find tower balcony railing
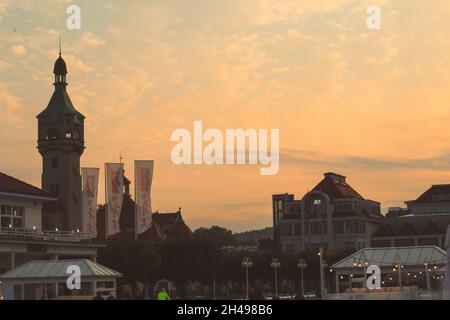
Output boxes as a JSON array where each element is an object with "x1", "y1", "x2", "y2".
[{"x1": 0, "y1": 227, "x2": 92, "y2": 243}]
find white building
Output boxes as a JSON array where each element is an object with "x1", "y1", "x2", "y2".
[{"x1": 0, "y1": 171, "x2": 101, "y2": 275}]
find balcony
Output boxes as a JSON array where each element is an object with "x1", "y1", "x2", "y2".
[{"x1": 0, "y1": 227, "x2": 92, "y2": 243}]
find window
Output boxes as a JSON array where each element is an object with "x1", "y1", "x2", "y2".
[
  {"x1": 394, "y1": 238, "x2": 415, "y2": 247},
  {"x1": 280, "y1": 224, "x2": 293, "y2": 237},
  {"x1": 0, "y1": 205, "x2": 24, "y2": 229},
  {"x1": 334, "y1": 221, "x2": 345, "y2": 234},
  {"x1": 52, "y1": 157, "x2": 58, "y2": 169},
  {"x1": 371, "y1": 239, "x2": 391, "y2": 248},
  {"x1": 311, "y1": 222, "x2": 327, "y2": 235},
  {"x1": 304, "y1": 222, "x2": 310, "y2": 235},
  {"x1": 335, "y1": 201, "x2": 352, "y2": 212},
  {"x1": 418, "y1": 238, "x2": 438, "y2": 246},
  {"x1": 46, "y1": 128, "x2": 60, "y2": 140},
  {"x1": 65, "y1": 132, "x2": 72, "y2": 139},
  {"x1": 311, "y1": 222, "x2": 321, "y2": 235},
  {"x1": 294, "y1": 223, "x2": 302, "y2": 236},
  {"x1": 344, "y1": 221, "x2": 355, "y2": 234}
]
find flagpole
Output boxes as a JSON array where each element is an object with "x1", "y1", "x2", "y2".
[
  {"x1": 81, "y1": 168, "x2": 84, "y2": 235},
  {"x1": 104, "y1": 163, "x2": 108, "y2": 242},
  {"x1": 134, "y1": 160, "x2": 137, "y2": 240}
]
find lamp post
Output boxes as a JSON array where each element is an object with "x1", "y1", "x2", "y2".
[
  {"x1": 318, "y1": 248, "x2": 327, "y2": 300},
  {"x1": 423, "y1": 261, "x2": 432, "y2": 292},
  {"x1": 297, "y1": 259, "x2": 307, "y2": 298},
  {"x1": 241, "y1": 257, "x2": 253, "y2": 300},
  {"x1": 392, "y1": 255, "x2": 404, "y2": 291},
  {"x1": 270, "y1": 258, "x2": 281, "y2": 298}
]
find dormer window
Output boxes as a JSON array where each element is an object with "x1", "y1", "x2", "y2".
[{"x1": 65, "y1": 132, "x2": 72, "y2": 139}]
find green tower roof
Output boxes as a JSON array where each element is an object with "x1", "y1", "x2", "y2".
[
  {"x1": 37, "y1": 54, "x2": 85, "y2": 125},
  {"x1": 37, "y1": 88, "x2": 85, "y2": 125}
]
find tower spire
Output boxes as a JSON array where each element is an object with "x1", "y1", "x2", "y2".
[{"x1": 59, "y1": 34, "x2": 62, "y2": 56}]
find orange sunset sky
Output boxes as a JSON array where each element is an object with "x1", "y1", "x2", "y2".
[{"x1": 1, "y1": 0, "x2": 450, "y2": 232}]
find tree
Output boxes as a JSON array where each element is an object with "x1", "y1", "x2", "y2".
[{"x1": 192, "y1": 226, "x2": 236, "y2": 249}]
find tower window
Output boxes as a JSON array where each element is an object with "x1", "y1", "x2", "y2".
[
  {"x1": 46, "y1": 128, "x2": 60, "y2": 140},
  {"x1": 65, "y1": 132, "x2": 72, "y2": 139},
  {"x1": 52, "y1": 157, "x2": 58, "y2": 169}
]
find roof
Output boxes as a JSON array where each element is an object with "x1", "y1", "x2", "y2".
[
  {"x1": 170, "y1": 222, "x2": 193, "y2": 238},
  {"x1": 332, "y1": 246, "x2": 447, "y2": 269},
  {"x1": 138, "y1": 221, "x2": 163, "y2": 241},
  {"x1": 37, "y1": 87, "x2": 84, "y2": 125},
  {"x1": 53, "y1": 55, "x2": 67, "y2": 75},
  {"x1": 0, "y1": 259, "x2": 122, "y2": 280},
  {"x1": 312, "y1": 173, "x2": 365, "y2": 200},
  {"x1": 0, "y1": 171, "x2": 53, "y2": 199},
  {"x1": 153, "y1": 211, "x2": 183, "y2": 225},
  {"x1": 415, "y1": 184, "x2": 450, "y2": 203},
  {"x1": 37, "y1": 56, "x2": 84, "y2": 125},
  {"x1": 374, "y1": 215, "x2": 450, "y2": 238}
]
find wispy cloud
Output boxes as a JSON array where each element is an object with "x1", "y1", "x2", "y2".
[{"x1": 282, "y1": 149, "x2": 450, "y2": 171}]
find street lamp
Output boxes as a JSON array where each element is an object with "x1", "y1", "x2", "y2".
[
  {"x1": 297, "y1": 259, "x2": 307, "y2": 298},
  {"x1": 393, "y1": 255, "x2": 404, "y2": 291},
  {"x1": 423, "y1": 260, "x2": 433, "y2": 292},
  {"x1": 270, "y1": 258, "x2": 281, "y2": 298},
  {"x1": 318, "y1": 248, "x2": 327, "y2": 300},
  {"x1": 241, "y1": 257, "x2": 253, "y2": 300}
]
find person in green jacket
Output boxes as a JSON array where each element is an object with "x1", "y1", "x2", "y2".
[{"x1": 157, "y1": 288, "x2": 171, "y2": 300}]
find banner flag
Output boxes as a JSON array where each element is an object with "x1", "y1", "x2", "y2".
[
  {"x1": 134, "y1": 160, "x2": 154, "y2": 235},
  {"x1": 81, "y1": 168, "x2": 99, "y2": 237},
  {"x1": 105, "y1": 163, "x2": 124, "y2": 236}
]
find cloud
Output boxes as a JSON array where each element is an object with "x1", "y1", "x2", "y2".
[
  {"x1": 77, "y1": 32, "x2": 106, "y2": 48},
  {"x1": 11, "y1": 44, "x2": 26, "y2": 56},
  {"x1": 0, "y1": 83, "x2": 24, "y2": 126},
  {"x1": 282, "y1": 149, "x2": 450, "y2": 171}
]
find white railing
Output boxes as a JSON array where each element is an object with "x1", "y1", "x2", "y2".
[{"x1": 0, "y1": 227, "x2": 92, "y2": 242}]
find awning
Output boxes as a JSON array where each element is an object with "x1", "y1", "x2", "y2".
[
  {"x1": 0, "y1": 259, "x2": 122, "y2": 280},
  {"x1": 332, "y1": 246, "x2": 447, "y2": 270}
]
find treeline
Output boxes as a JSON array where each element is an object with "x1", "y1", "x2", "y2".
[{"x1": 97, "y1": 226, "x2": 353, "y2": 299}]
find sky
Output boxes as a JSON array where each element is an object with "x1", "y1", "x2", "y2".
[{"x1": 1, "y1": 0, "x2": 450, "y2": 232}]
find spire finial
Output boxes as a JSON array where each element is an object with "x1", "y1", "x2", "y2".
[{"x1": 59, "y1": 34, "x2": 62, "y2": 56}]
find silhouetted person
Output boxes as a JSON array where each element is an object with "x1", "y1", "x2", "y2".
[{"x1": 157, "y1": 288, "x2": 171, "y2": 300}]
